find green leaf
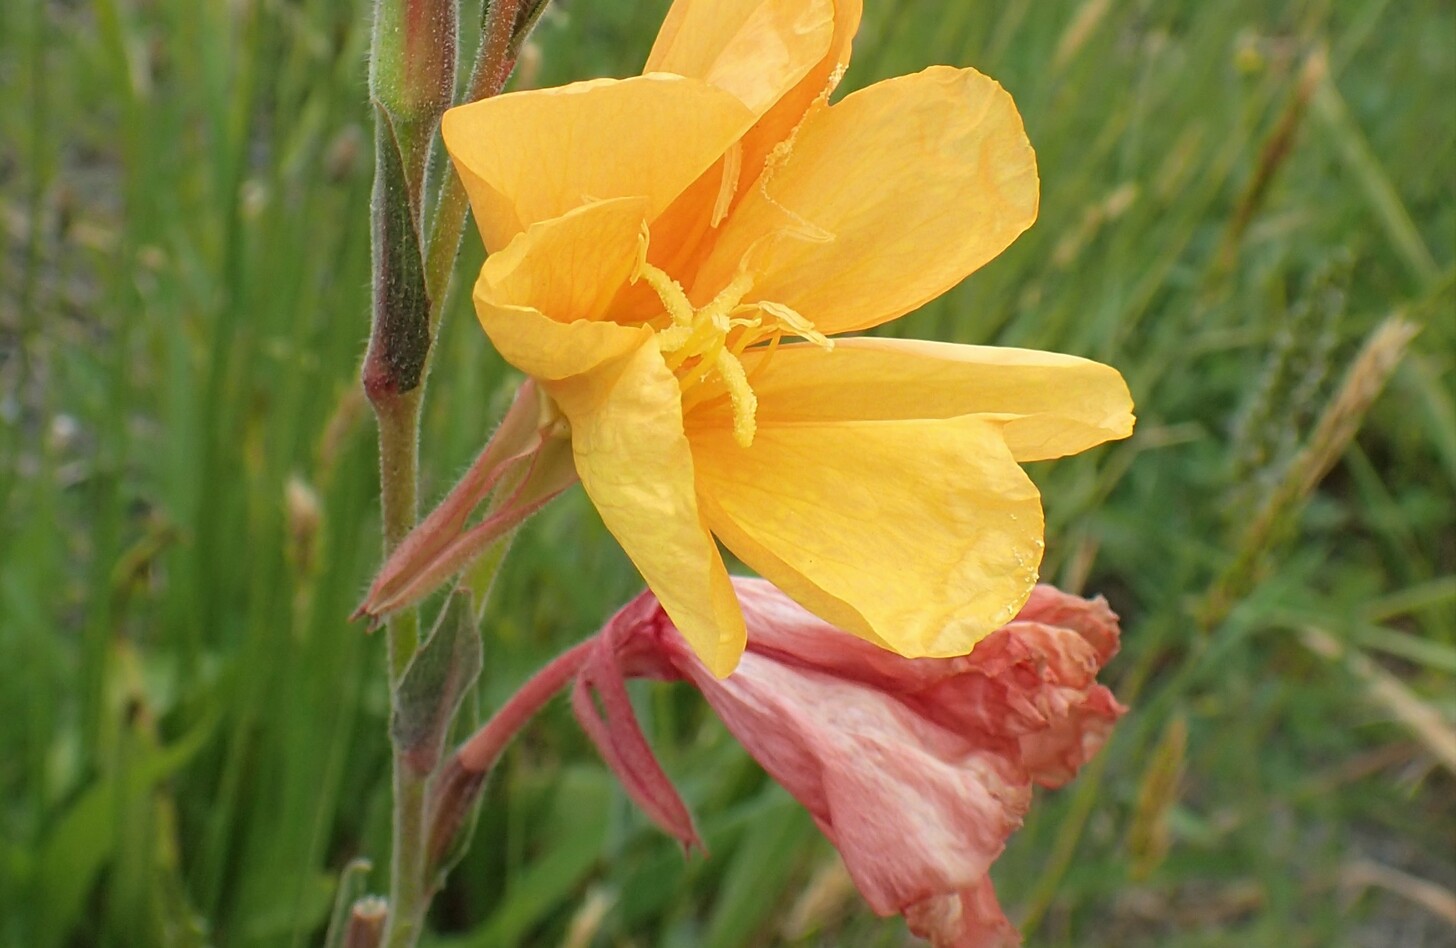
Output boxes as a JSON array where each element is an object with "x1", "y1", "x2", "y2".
[
  {"x1": 33, "y1": 713, "x2": 215, "y2": 948},
  {"x1": 363, "y1": 105, "x2": 432, "y2": 397},
  {"x1": 393, "y1": 590, "x2": 484, "y2": 776},
  {"x1": 702, "y1": 792, "x2": 815, "y2": 948}
]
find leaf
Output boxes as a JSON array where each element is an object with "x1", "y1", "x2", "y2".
[
  {"x1": 456, "y1": 766, "x2": 615, "y2": 948},
  {"x1": 33, "y1": 713, "x2": 215, "y2": 948},
  {"x1": 702, "y1": 791, "x2": 814, "y2": 948},
  {"x1": 392, "y1": 590, "x2": 483, "y2": 775},
  {"x1": 363, "y1": 105, "x2": 431, "y2": 398}
]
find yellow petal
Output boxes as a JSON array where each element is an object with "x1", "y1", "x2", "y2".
[
  {"x1": 691, "y1": 415, "x2": 1044, "y2": 658},
  {"x1": 476, "y1": 197, "x2": 648, "y2": 325},
  {"x1": 472, "y1": 199, "x2": 655, "y2": 381},
  {"x1": 647, "y1": 0, "x2": 834, "y2": 115},
  {"x1": 687, "y1": 337, "x2": 1134, "y2": 461},
  {"x1": 696, "y1": 66, "x2": 1038, "y2": 334},
  {"x1": 550, "y1": 339, "x2": 747, "y2": 677},
  {"x1": 442, "y1": 75, "x2": 754, "y2": 253},
  {"x1": 732, "y1": 0, "x2": 861, "y2": 199},
  {"x1": 637, "y1": 0, "x2": 860, "y2": 290}
]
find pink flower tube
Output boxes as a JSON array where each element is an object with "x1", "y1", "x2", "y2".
[{"x1": 453, "y1": 579, "x2": 1125, "y2": 946}]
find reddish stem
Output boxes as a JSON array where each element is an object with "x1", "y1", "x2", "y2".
[
  {"x1": 469, "y1": 0, "x2": 522, "y2": 103},
  {"x1": 457, "y1": 638, "x2": 595, "y2": 772}
]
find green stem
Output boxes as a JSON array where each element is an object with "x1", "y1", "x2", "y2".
[
  {"x1": 369, "y1": 116, "x2": 428, "y2": 948},
  {"x1": 366, "y1": 3, "x2": 537, "y2": 944},
  {"x1": 384, "y1": 763, "x2": 430, "y2": 948},
  {"x1": 376, "y1": 391, "x2": 423, "y2": 681},
  {"x1": 370, "y1": 4, "x2": 529, "y2": 946},
  {"x1": 374, "y1": 388, "x2": 426, "y2": 948}
]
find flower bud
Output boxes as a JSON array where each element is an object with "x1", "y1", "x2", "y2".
[
  {"x1": 369, "y1": 0, "x2": 457, "y2": 128},
  {"x1": 425, "y1": 755, "x2": 487, "y2": 880}
]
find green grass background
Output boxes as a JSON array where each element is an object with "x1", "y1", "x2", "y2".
[{"x1": 2, "y1": 0, "x2": 1453, "y2": 945}]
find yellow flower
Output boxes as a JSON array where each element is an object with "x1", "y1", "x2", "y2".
[{"x1": 441, "y1": 0, "x2": 1135, "y2": 676}]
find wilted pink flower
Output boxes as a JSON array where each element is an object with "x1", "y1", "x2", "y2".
[{"x1": 452, "y1": 579, "x2": 1124, "y2": 946}]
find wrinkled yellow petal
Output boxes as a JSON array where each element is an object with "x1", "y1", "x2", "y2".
[
  {"x1": 647, "y1": 0, "x2": 834, "y2": 115},
  {"x1": 686, "y1": 337, "x2": 1134, "y2": 461},
  {"x1": 550, "y1": 339, "x2": 747, "y2": 677},
  {"x1": 474, "y1": 293, "x2": 650, "y2": 384},
  {"x1": 478, "y1": 197, "x2": 648, "y2": 325},
  {"x1": 472, "y1": 200, "x2": 655, "y2": 381},
  {"x1": 636, "y1": 0, "x2": 860, "y2": 290},
  {"x1": 697, "y1": 66, "x2": 1037, "y2": 334},
  {"x1": 691, "y1": 415, "x2": 1044, "y2": 658},
  {"x1": 442, "y1": 75, "x2": 754, "y2": 253},
  {"x1": 731, "y1": 0, "x2": 861, "y2": 202}
]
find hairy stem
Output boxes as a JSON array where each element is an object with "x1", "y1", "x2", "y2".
[
  {"x1": 373, "y1": 312, "x2": 427, "y2": 948},
  {"x1": 370, "y1": 3, "x2": 533, "y2": 946}
]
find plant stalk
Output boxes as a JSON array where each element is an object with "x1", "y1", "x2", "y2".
[
  {"x1": 367, "y1": 2, "x2": 534, "y2": 945},
  {"x1": 374, "y1": 394, "x2": 427, "y2": 948}
]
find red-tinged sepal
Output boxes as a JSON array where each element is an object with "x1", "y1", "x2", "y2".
[{"x1": 356, "y1": 379, "x2": 577, "y2": 620}]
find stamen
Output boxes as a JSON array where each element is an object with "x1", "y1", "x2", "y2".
[
  {"x1": 710, "y1": 142, "x2": 742, "y2": 228},
  {"x1": 760, "y1": 332, "x2": 783, "y2": 365},
  {"x1": 634, "y1": 230, "x2": 835, "y2": 450},
  {"x1": 698, "y1": 271, "x2": 755, "y2": 330},
  {"x1": 639, "y1": 265, "x2": 695, "y2": 328},
  {"x1": 714, "y1": 349, "x2": 757, "y2": 447},
  {"x1": 632, "y1": 225, "x2": 695, "y2": 327},
  {"x1": 655, "y1": 324, "x2": 695, "y2": 353},
  {"x1": 759, "y1": 301, "x2": 834, "y2": 350}
]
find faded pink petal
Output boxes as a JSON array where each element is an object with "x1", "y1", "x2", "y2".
[
  {"x1": 467, "y1": 577, "x2": 1125, "y2": 947},
  {"x1": 904, "y1": 878, "x2": 1021, "y2": 948},
  {"x1": 572, "y1": 626, "x2": 702, "y2": 851},
  {"x1": 594, "y1": 577, "x2": 1124, "y2": 944},
  {"x1": 683, "y1": 648, "x2": 1031, "y2": 915}
]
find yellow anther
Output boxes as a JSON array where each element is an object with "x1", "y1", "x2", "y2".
[
  {"x1": 713, "y1": 348, "x2": 757, "y2": 447},
  {"x1": 698, "y1": 271, "x2": 755, "y2": 330},
  {"x1": 640, "y1": 265, "x2": 695, "y2": 328},
  {"x1": 655, "y1": 324, "x2": 695, "y2": 353},
  {"x1": 759, "y1": 301, "x2": 834, "y2": 350},
  {"x1": 634, "y1": 234, "x2": 836, "y2": 450},
  {"x1": 633, "y1": 225, "x2": 695, "y2": 327},
  {"x1": 662, "y1": 323, "x2": 720, "y2": 370}
]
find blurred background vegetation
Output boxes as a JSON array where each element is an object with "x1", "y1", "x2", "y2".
[{"x1": 1, "y1": 0, "x2": 1453, "y2": 945}]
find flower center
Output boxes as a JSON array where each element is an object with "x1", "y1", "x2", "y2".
[{"x1": 632, "y1": 226, "x2": 831, "y2": 448}]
